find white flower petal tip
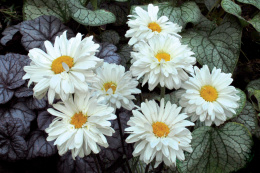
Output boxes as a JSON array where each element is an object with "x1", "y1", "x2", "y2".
[
  {"x1": 23, "y1": 31, "x2": 103, "y2": 104},
  {"x1": 125, "y1": 99, "x2": 193, "y2": 166},
  {"x1": 92, "y1": 62, "x2": 141, "y2": 111},
  {"x1": 178, "y1": 65, "x2": 240, "y2": 126},
  {"x1": 125, "y1": 4, "x2": 182, "y2": 45},
  {"x1": 130, "y1": 35, "x2": 196, "y2": 91},
  {"x1": 45, "y1": 93, "x2": 116, "y2": 158}
]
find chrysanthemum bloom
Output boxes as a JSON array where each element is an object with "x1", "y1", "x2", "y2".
[
  {"x1": 177, "y1": 65, "x2": 240, "y2": 126},
  {"x1": 130, "y1": 35, "x2": 196, "y2": 91},
  {"x1": 125, "y1": 99, "x2": 194, "y2": 167},
  {"x1": 23, "y1": 31, "x2": 103, "y2": 104},
  {"x1": 92, "y1": 62, "x2": 141, "y2": 111},
  {"x1": 125, "y1": 4, "x2": 182, "y2": 45},
  {"x1": 45, "y1": 93, "x2": 116, "y2": 159}
]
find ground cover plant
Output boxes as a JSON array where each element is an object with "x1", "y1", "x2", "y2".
[{"x1": 0, "y1": 0, "x2": 259, "y2": 173}]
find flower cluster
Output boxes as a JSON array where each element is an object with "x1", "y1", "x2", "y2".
[
  {"x1": 23, "y1": 31, "x2": 141, "y2": 159},
  {"x1": 124, "y1": 3, "x2": 240, "y2": 167},
  {"x1": 23, "y1": 3, "x2": 240, "y2": 170}
]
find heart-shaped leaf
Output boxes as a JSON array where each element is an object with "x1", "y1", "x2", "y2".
[
  {"x1": 0, "y1": 54, "x2": 29, "y2": 104},
  {"x1": 177, "y1": 122, "x2": 253, "y2": 173},
  {"x1": 27, "y1": 130, "x2": 57, "y2": 159},
  {"x1": 0, "y1": 102, "x2": 36, "y2": 136},
  {"x1": 182, "y1": 15, "x2": 242, "y2": 73},
  {"x1": 66, "y1": 0, "x2": 116, "y2": 26},
  {"x1": 0, "y1": 117, "x2": 28, "y2": 161},
  {"x1": 100, "y1": 30, "x2": 120, "y2": 45},
  {"x1": 232, "y1": 102, "x2": 257, "y2": 135},
  {"x1": 20, "y1": 15, "x2": 74, "y2": 51},
  {"x1": 96, "y1": 42, "x2": 121, "y2": 64},
  {"x1": 0, "y1": 23, "x2": 21, "y2": 46}
]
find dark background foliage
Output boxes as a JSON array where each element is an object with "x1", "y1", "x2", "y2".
[{"x1": 0, "y1": 0, "x2": 259, "y2": 173}]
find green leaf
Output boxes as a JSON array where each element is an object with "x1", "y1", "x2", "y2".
[
  {"x1": 249, "y1": 12, "x2": 260, "y2": 32},
  {"x1": 232, "y1": 101, "x2": 257, "y2": 135},
  {"x1": 158, "y1": 2, "x2": 201, "y2": 28},
  {"x1": 182, "y1": 15, "x2": 242, "y2": 73},
  {"x1": 131, "y1": 2, "x2": 201, "y2": 28},
  {"x1": 177, "y1": 122, "x2": 253, "y2": 173},
  {"x1": 129, "y1": 157, "x2": 150, "y2": 173},
  {"x1": 237, "y1": 0, "x2": 260, "y2": 10},
  {"x1": 100, "y1": 30, "x2": 120, "y2": 45},
  {"x1": 246, "y1": 78, "x2": 260, "y2": 111},
  {"x1": 23, "y1": 0, "x2": 70, "y2": 22},
  {"x1": 114, "y1": 0, "x2": 128, "y2": 2},
  {"x1": 66, "y1": 0, "x2": 116, "y2": 26},
  {"x1": 221, "y1": 0, "x2": 260, "y2": 32},
  {"x1": 228, "y1": 88, "x2": 246, "y2": 120}
]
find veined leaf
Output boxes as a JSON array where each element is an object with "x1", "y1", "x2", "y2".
[
  {"x1": 182, "y1": 15, "x2": 242, "y2": 73},
  {"x1": 23, "y1": 0, "x2": 70, "y2": 22},
  {"x1": 232, "y1": 102, "x2": 257, "y2": 135},
  {"x1": 177, "y1": 122, "x2": 253, "y2": 173},
  {"x1": 66, "y1": 0, "x2": 116, "y2": 26}
]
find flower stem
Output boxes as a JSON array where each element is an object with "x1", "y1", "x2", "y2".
[
  {"x1": 116, "y1": 112, "x2": 132, "y2": 173},
  {"x1": 160, "y1": 86, "x2": 165, "y2": 100}
]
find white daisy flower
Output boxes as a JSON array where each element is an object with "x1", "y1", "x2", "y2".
[
  {"x1": 23, "y1": 31, "x2": 103, "y2": 104},
  {"x1": 125, "y1": 4, "x2": 182, "y2": 45},
  {"x1": 92, "y1": 62, "x2": 141, "y2": 111},
  {"x1": 125, "y1": 99, "x2": 194, "y2": 167},
  {"x1": 177, "y1": 65, "x2": 240, "y2": 126},
  {"x1": 45, "y1": 93, "x2": 116, "y2": 159},
  {"x1": 130, "y1": 35, "x2": 196, "y2": 91}
]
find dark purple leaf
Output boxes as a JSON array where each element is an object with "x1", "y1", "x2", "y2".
[
  {"x1": 0, "y1": 23, "x2": 21, "y2": 46},
  {"x1": 96, "y1": 42, "x2": 121, "y2": 65},
  {"x1": 15, "y1": 86, "x2": 33, "y2": 98},
  {"x1": 99, "y1": 108, "x2": 132, "y2": 169},
  {"x1": 58, "y1": 152, "x2": 101, "y2": 173},
  {"x1": 20, "y1": 15, "x2": 74, "y2": 51},
  {"x1": 37, "y1": 111, "x2": 55, "y2": 131},
  {"x1": 0, "y1": 53, "x2": 29, "y2": 104},
  {"x1": 27, "y1": 130, "x2": 57, "y2": 159},
  {"x1": 100, "y1": 30, "x2": 120, "y2": 45},
  {"x1": 0, "y1": 102, "x2": 36, "y2": 136},
  {"x1": 26, "y1": 97, "x2": 47, "y2": 110},
  {"x1": 0, "y1": 117, "x2": 28, "y2": 161}
]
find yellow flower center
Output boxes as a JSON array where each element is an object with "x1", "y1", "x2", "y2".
[
  {"x1": 70, "y1": 112, "x2": 87, "y2": 129},
  {"x1": 148, "y1": 22, "x2": 161, "y2": 33},
  {"x1": 200, "y1": 85, "x2": 218, "y2": 102},
  {"x1": 155, "y1": 52, "x2": 171, "y2": 62},
  {"x1": 152, "y1": 122, "x2": 170, "y2": 138},
  {"x1": 51, "y1": 55, "x2": 74, "y2": 74},
  {"x1": 103, "y1": 82, "x2": 117, "y2": 94}
]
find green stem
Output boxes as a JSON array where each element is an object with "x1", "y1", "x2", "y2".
[{"x1": 160, "y1": 86, "x2": 165, "y2": 100}]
